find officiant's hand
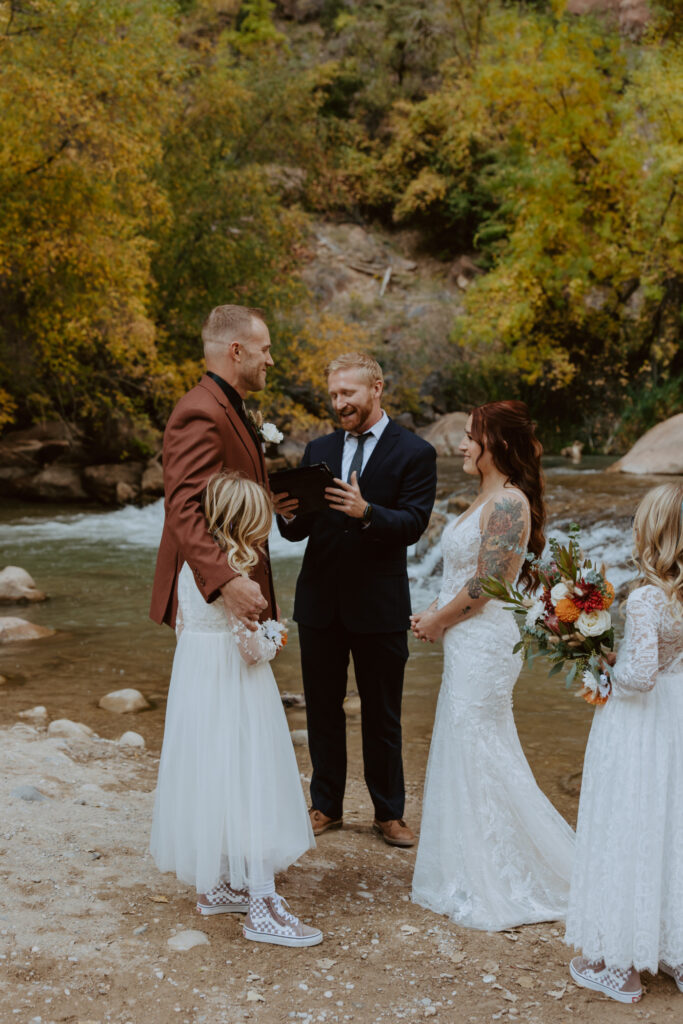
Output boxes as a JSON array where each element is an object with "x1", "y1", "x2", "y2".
[
  {"x1": 221, "y1": 576, "x2": 267, "y2": 632},
  {"x1": 325, "y1": 472, "x2": 365, "y2": 518},
  {"x1": 272, "y1": 491, "x2": 299, "y2": 520}
]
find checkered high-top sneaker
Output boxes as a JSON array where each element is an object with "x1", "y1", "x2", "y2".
[
  {"x1": 660, "y1": 961, "x2": 683, "y2": 994},
  {"x1": 569, "y1": 957, "x2": 642, "y2": 1004},
  {"x1": 243, "y1": 893, "x2": 323, "y2": 947},
  {"x1": 196, "y1": 881, "x2": 249, "y2": 916}
]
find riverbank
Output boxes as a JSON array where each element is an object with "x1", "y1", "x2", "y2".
[{"x1": 1, "y1": 718, "x2": 679, "y2": 1024}]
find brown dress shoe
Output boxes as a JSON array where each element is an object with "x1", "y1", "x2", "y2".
[
  {"x1": 373, "y1": 818, "x2": 416, "y2": 847},
  {"x1": 309, "y1": 808, "x2": 343, "y2": 836}
]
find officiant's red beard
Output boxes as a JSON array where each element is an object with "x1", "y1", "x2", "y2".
[{"x1": 333, "y1": 393, "x2": 374, "y2": 433}]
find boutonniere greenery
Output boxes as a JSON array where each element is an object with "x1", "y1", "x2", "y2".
[{"x1": 246, "y1": 408, "x2": 284, "y2": 446}]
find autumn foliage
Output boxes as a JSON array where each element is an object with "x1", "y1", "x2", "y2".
[{"x1": 1, "y1": 1, "x2": 681, "y2": 451}]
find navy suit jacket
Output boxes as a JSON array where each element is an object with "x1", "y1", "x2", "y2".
[{"x1": 278, "y1": 419, "x2": 437, "y2": 632}]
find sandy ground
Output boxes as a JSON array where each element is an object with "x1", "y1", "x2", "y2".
[{"x1": 1, "y1": 713, "x2": 682, "y2": 1024}]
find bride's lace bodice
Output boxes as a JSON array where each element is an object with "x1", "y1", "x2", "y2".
[
  {"x1": 439, "y1": 510, "x2": 484, "y2": 605},
  {"x1": 611, "y1": 585, "x2": 683, "y2": 695},
  {"x1": 437, "y1": 495, "x2": 531, "y2": 722},
  {"x1": 176, "y1": 562, "x2": 279, "y2": 666}
]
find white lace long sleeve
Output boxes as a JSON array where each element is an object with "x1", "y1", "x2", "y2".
[
  {"x1": 610, "y1": 587, "x2": 661, "y2": 696},
  {"x1": 224, "y1": 612, "x2": 280, "y2": 667}
]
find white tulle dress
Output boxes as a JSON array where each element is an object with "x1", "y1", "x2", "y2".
[
  {"x1": 565, "y1": 585, "x2": 683, "y2": 971},
  {"x1": 412, "y1": 502, "x2": 575, "y2": 931},
  {"x1": 150, "y1": 563, "x2": 314, "y2": 894}
]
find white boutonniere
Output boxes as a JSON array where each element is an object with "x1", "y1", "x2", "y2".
[{"x1": 246, "y1": 409, "x2": 284, "y2": 447}]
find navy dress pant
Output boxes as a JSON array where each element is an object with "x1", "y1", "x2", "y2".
[{"x1": 298, "y1": 620, "x2": 409, "y2": 822}]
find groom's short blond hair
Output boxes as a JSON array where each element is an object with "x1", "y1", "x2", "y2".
[
  {"x1": 326, "y1": 352, "x2": 384, "y2": 387},
  {"x1": 202, "y1": 305, "x2": 265, "y2": 356}
]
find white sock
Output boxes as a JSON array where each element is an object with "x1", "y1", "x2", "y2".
[{"x1": 249, "y1": 877, "x2": 275, "y2": 899}]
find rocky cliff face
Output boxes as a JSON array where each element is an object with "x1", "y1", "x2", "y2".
[{"x1": 566, "y1": 0, "x2": 650, "y2": 36}]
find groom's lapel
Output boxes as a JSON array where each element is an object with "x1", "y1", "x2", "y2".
[
  {"x1": 359, "y1": 419, "x2": 401, "y2": 489},
  {"x1": 200, "y1": 374, "x2": 263, "y2": 482}
]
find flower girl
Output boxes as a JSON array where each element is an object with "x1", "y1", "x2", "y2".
[
  {"x1": 150, "y1": 471, "x2": 320, "y2": 947},
  {"x1": 565, "y1": 482, "x2": 683, "y2": 1002}
]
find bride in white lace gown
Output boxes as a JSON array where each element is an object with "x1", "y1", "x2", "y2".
[{"x1": 411, "y1": 402, "x2": 574, "y2": 931}]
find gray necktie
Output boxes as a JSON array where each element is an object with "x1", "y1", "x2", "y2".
[{"x1": 347, "y1": 432, "x2": 370, "y2": 482}]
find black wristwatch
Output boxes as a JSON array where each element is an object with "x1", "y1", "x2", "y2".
[{"x1": 363, "y1": 503, "x2": 373, "y2": 524}]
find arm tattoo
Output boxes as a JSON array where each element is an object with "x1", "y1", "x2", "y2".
[{"x1": 466, "y1": 497, "x2": 527, "y2": 599}]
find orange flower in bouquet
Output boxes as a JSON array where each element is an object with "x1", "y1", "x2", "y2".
[{"x1": 556, "y1": 598, "x2": 581, "y2": 624}]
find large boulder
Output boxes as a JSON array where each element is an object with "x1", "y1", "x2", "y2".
[
  {"x1": 141, "y1": 459, "x2": 164, "y2": 500},
  {"x1": 83, "y1": 463, "x2": 144, "y2": 505},
  {"x1": 418, "y1": 412, "x2": 469, "y2": 456},
  {"x1": 0, "y1": 566, "x2": 47, "y2": 604},
  {"x1": 0, "y1": 420, "x2": 79, "y2": 470},
  {"x1": 608, "y1": 414, "x2": 683, "y2": 475},
  {"x1": 0, "y1": 617, "x2": 55, "y2": 643},
  {"x1": 17, "y1": 465, "x2": 87, "y2": 502}
]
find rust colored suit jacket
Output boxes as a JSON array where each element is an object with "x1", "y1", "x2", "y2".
[{"x1": 149, "y1": 373, "x2": 276, "y2": 628}]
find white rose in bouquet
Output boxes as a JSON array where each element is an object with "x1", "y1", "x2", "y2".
[
  {"x1": 261, "y1": 422, "x2": 283, "y2": 445},
  {"x1": 550, "y1": 581, "x2": 570, "y2": 603},
  {"x1": 576, "y1": 608, "x2": 611, "y2": 637}
]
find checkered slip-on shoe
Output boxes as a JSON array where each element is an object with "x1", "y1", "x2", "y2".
[
  {"x1": 569, "y1": 957, "x2": 642, "y2": 1004},
  {"x1": 660, "y1": 962, "x2": 683, "y2": 994},
  {"x1": 244, "y1": 894, "x2": 323, "y2": 948},
  {"x1": 196, "y1": 881, "x2": 249, "y2": 916}
]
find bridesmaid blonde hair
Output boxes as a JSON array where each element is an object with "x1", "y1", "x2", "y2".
[
  {"x1": 633, "y1": 482, "x2": 683, "y2": 606},
  {"x1": 203, "y1": 472, "x2": 272, "y2": 576}
]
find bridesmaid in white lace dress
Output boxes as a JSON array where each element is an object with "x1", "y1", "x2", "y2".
[
  {"x1": 566, "y1": 483, "x2": 683, "y2": 1004},
  {"x1": 411, "y1": 401, "x2": 574, "y2": 931}
]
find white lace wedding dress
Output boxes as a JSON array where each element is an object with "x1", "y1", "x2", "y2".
[
  {"x1": 412, "y1": 503, "x2": 575, "y2": 930},
  {"x1": 565, "y1": 585, "x2": 683, "y2": 971},
  {"x1": 150, "y1": 563, "x2": 314, "y2": 894}
]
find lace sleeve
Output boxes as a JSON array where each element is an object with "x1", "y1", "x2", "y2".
[
  {"x1": 225, "y1": 612, "x2": 280, "y2": 667},
  {"x1": 610, "y1": 587, "x2": 661, "y2": 696}
]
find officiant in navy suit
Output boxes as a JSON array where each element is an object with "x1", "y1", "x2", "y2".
[{"x1": 277, "y1": 353, "x2": 436, "y2": 847}]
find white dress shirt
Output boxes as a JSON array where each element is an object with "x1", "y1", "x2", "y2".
[{"x1": 341, "y1": 410, "x2": 389, "y2": 481}]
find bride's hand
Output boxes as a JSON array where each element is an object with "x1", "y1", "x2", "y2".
[{"x1": 410, "y1": 610, "x2": 445, "y2": 643}]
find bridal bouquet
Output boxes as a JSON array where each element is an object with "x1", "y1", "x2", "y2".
[{"x1": 481, "y1": 524, "x2": 615, "y2": 705}]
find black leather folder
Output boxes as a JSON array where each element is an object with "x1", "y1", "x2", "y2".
[{"x1": 268, "y1": 462, "x2": 335, "y2": 515}]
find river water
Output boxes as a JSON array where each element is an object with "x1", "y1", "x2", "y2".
[{"x1": 0, "y1": 456, "x2": 677, "y2": 823}]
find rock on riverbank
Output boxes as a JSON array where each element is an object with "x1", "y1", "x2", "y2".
[
  {"x1": 608, "y1": 413, "x2": 683, "y2": 475},
  {"x1": 0, "y1": 566, "x2": 47, "y2": 605}
]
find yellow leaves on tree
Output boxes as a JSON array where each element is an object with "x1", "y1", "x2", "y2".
[{"x1": 0, "y1": 0, "x2": 179, "y2": 435}]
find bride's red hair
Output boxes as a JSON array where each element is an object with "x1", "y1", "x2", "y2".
[{"x1": 470, "y1": 400, "x2": 545, "y2": 591}]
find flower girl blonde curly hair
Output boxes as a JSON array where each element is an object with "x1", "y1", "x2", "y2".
[
  {"x1": 632, "y1": 482, "x2": 683, "y2": 608},
  {"x1": 203, "y1": 472, "x2": 272, "y2": 576}
]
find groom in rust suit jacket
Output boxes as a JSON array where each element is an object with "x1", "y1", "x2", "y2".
[{"x1": 150, "y1": 305, "x2": 275, "y2": 631}]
